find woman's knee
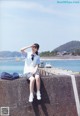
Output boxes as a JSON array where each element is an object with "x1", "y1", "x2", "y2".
[
  {"x1": 35, "y1": 75, "x2": 40, "y2": 81},
  {"x1": 29, "y1": 76, "x2": 35, "y2": 82}
]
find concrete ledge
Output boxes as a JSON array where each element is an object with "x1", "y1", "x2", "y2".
[{"x1": 0, "y1": 75, "x2": 80, "y2": 116}]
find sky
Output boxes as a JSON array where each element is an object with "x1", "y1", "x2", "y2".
[{"x1": 0, "y1": 0, "x2": 80, "y2": 52}]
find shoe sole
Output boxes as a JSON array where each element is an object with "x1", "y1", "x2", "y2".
[{"x1": 37, "y1": 97, "x2": 41, "y2": 100}]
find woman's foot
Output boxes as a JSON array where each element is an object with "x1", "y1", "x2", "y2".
[
  {"x1": 36, "y1": 91, "x2": 41, "y2": 100},
  {"x1": 29, "y1": 93, "x2": 34, "y2": 102}
]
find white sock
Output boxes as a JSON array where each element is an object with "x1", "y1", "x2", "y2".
[
  {"x1": 37, "y1": 90, "x2": 40, "y2": 93},
  {"x1": 30, "y1": 92, "x2": 33, "y2": 96}
]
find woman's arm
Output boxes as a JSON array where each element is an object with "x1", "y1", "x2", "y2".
[{"x1": 20, "y1": 45, "x2": 32, "y2": 53}]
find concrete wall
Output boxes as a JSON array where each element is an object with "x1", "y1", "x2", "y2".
[{"x1": 0, "y1": 75, "x2": 80, "y2": 116}]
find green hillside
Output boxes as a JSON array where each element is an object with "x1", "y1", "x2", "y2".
[{"x1": 53, "y1": 41, "x2": 80, "y2": 52}]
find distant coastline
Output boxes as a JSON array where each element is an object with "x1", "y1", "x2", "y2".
[
  {"x1": 0, "y1": 55, "x2": 80, "y2": 61},
  {"x1": 41, "y1": 55, "x2": 80, "y2": 60},
  {"x1": 1, "y1": 41, "x2": 80, "y2": 59}
]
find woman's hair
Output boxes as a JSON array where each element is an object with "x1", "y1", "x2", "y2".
[{"x1": 34, "y1": 43, "x2": 40, "y2": 55}]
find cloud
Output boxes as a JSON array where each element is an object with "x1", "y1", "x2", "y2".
[
  {"x1": 0, "y1": 1, "x2": 80, "y2": 18},
  {"x1": 0, "y1": 1, "x2": 55, "y2": 14}
]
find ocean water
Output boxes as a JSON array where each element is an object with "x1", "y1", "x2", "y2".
[{"x1": 0, "y1": 59, "x2": 80, "y2": 74}]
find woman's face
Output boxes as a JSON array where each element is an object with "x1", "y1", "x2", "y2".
[{"x1": 31, "y1": 46, "x2": 37, "y2": 53}]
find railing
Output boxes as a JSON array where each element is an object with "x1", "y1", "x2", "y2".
[{"x1": 39, "y1": 68, "x2": 54, "y2": 76}]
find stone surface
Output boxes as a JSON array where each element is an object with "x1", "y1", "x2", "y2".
[{"x1": 0, "y1": 75, "x2": 79, "y2": 116}]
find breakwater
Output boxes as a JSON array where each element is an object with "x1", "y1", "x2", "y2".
[{"x1": 0, "y1": 69, "x2": 80, "y2": 116}]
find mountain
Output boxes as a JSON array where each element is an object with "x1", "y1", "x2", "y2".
[
  {"x1": 0, "y1": 51, "x2": 22, "y2": 57},
  {"x1": 53, "y1": 41, "x2": 80, "y2": 52},
  {"x1": 0, "y1": 41, "x2": 80, "y2": 58}
]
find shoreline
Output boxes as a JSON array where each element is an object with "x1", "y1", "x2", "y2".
[
  {"x1": 41, "y1": 55, "x2": 80, "y2": 60},
  {"x1": 41, "y1": 58, "x2": 80, "y2": 61},
  {"x1": 0, "y1": 55, "x2": 80, "y2": 61}
]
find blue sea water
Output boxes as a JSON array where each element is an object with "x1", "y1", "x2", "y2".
[{"x1": 0, "y1": 59, "x2": 80, "y2": 74}]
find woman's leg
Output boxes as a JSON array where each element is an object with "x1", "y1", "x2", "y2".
[
  {"x1": 29, "y1": 76, "x2": 35, "y2": 93},
  {"x1": 29, "y1": 76, "x2": 35, "y2": 102},
  {"x1": 35, "y1": 74, "x2": 40, "y2": 91},
  {"x1": 35, "y1": 74, "x2": 41, "y2": 100}
]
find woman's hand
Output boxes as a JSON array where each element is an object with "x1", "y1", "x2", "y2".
[
  {"x1": 20, "y1": 45, "x2": 32, "y2": 52},
  {"x1": 31, "y1": 44, "x2": 36, "y2": 48}
]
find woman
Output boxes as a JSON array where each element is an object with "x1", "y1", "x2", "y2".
[{"x1": 21, "y1": 43, "x2": 41, "y2": 102}]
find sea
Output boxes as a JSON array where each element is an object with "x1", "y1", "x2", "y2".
[{"x1": 0, "y1": 59, "x2": 80, "y2": 74}]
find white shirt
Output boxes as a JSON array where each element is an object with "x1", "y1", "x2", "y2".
[{"x1": 23, "y1": 52, "x2": 40, "y2": 74}]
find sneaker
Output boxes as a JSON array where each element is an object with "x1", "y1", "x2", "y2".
[
  {"x1": 36, "y1": 91, "x2": 41, "y2": 100},
  {"x1": 29, "y1": 93, "x2": 34, "y2": 102}
]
